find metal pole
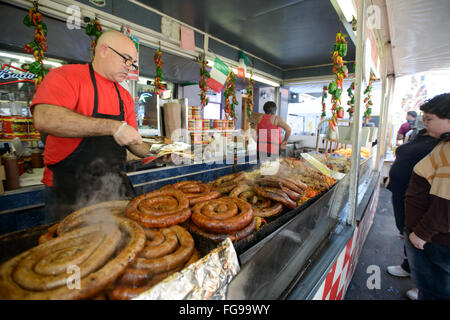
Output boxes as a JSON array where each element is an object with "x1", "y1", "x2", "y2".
[
  {"x1": 347, "y1": 0, "x2": 367, "y2": 226},
  {"x1": 384, "y1": 75, "x2": 396, "y2": 155},
  {"x1": 375, "y1": 46, "x2": 388, "y2": 171}
]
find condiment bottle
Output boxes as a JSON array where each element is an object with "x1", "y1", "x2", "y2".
[
  {"x1": 3, "y1": 152, "x2": 20, "y2": 190},
  {"x1": 31, "y1": 148, "x2": 43, "y2": 168}
]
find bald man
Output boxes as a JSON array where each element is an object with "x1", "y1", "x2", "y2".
[{"x1": 31, "y1": 30, "x2": 150, "y2": 222}]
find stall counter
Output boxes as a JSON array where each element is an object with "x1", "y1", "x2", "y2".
[{"x1": 0, "y1": 160, "x2": 257, "y2": 235}]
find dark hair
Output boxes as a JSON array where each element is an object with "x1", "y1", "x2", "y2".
[
  {"x1": 263, "y1": 101, "x2": 277, "y2": 115},
  {"x1": 420, "y1": 93, "x2": 450, "y2": 119},
  {"x1": 406, "y1": 110, "x2": 417, "y2": 118}
]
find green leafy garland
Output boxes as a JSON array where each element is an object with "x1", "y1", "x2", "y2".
[
  {"x1": 347, "y1": 81, "x2": 355, "y2": 118},
  {"x1": 363, "y1": 72, "x2": 377, "y2": 121},
  {"x1": 86, "y1": 18, "x2": 102, "y2": 57},
  {"x1": 223, "y1": 71, "x2": 238, "y2": 120},
  {"x1": 199, "y1": 59, "x2": 210, "y2": 108},
  {"x1": 327, "y1": 32, "x2": 348, "y2": 130},
  {"x1": 246, "y1": 70, "x2": 255, "y2": 117},
  {"x1": 153, "y1": 49, "x2": 165, "y2": 96},
  {"x1": 321, "y1": 85, "x2": 328, "y2": 119},
  {"x1": 23, "y1": 2, "x2": 48, "y2": 89}
]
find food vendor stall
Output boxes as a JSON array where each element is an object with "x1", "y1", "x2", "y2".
[{"x1": 1, "y1": 0, "x2": 447, "y2": 301}]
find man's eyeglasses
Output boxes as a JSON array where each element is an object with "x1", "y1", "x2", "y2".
[{"x1": 107, "y1": 46, "x2": 138, "y2": 71}]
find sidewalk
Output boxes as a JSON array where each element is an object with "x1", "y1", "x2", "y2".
[{"x1": 344, "y1": 184, "x2": 415, "y2": 300}]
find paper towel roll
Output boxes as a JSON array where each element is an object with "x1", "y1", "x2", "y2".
[{"x1": 163, "y1": 102, "x2": 181, "y2": 139}]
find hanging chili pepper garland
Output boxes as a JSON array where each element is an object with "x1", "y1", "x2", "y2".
[
  {"x1": 223, "y1": 71, "x2": 238, "y2": 120},
  {"x1": 153, "y1": 49, "x2": 165, "y2": 96},
  {"x1": 327, "y1": 31, "x2": 349, "y2": 130},
  {"x1": 23, "y1": 2, "x2": 48, "y2": 89},
  {"x1": 321, "y1": 85, "x2": 328, "y2": 120},
  {"x1": 347, "y1": 81, "x2": 355, "y2": 118},
  {"x1": 86, "y1": 18, "x2": 102, "y2": 57},
  {"x1": 363, "y1": 72, "x2": 377, "y2": 121},
  {"x1": 199, "y1": 59, "x2": 210, "y2": 109},
  {"x1": 246, "y1": 70, "x2": 255, "y2": 117}
]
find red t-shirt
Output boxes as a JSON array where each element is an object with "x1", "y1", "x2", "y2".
[
  {"x1": 257, "y1": 114, "x2": 282, "y2": 155},
  {"x1": 30, "y1": 64, "x2": 137, "y2": 186},
  {"x1": 397, "y1": 122, "x2": 410, "y2": 135}
]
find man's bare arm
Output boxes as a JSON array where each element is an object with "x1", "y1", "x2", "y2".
[
  {"x1": 275, "y1": 116, "x2": 292, "y2": 143},
  {"x1": 33, "y1": 104, "x2": 142, "y2": 145},
  {"x1": 33, "y1": 104, "x2": 120, "y2": 137}
]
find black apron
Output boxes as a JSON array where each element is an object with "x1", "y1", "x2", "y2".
[{"x1": 47, "y1": 64, "x2": 135, "y2": 220}]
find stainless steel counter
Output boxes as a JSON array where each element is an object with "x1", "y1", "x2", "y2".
[{"x1": 226, "y1": 156, "x2": 378, "y2": 300}]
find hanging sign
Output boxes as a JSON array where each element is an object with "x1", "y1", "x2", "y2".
[
  {"x1": 180, "y1": 25, "x2": 195, "y2": 52},
  {"x1": 0, "y1": 64, "x2": 38, "y2": 86}
]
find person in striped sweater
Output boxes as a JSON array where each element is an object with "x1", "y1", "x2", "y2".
[{"x1": 404, "y1": 93, "x2": 450, "y2": 300}]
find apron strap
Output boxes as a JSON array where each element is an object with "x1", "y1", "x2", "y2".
[
  {"x1": 88, "y1": 63, "x2": 99, "y2": 115},
  {"x1": 113, "y1": 83, "x2": 125, "y2": 119},
  {"x1": 88, "y1": 63, "x2": 125, "y2": 120}
]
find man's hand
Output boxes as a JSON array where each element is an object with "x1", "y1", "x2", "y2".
[
  {"x1": 280, "y1": 141, "x2": 287, "y2": 150},
  {"x1": 409, "y1": 232, "x2": 426, "y2": 250},
  {"x1": 113, "y1": 123, "x2": 143, "y2": 146}
]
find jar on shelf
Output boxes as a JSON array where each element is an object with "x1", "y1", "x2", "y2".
[
  {"x1": 2, "y1": 116, "x2": 28, "y2": 139},
  {"x1": 202, "y1": 119, "x2": 210, "y2": 130},
  {"x1": 190, "y1": 132, "x2": 203, "y2": 145},
  {"x1": 188, "y1": 106, "x2": 201, "y2": 119}
]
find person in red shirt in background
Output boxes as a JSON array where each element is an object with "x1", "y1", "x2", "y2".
[
  {"x1": 248, "y1": 101, "x2": 292, "y2": 161},
  {"x1": 396, "y1": 110, "x2": 417, "y2": 145},
  {"x1": 30, "y1": 30, "x2": 151, "y2": 223}
]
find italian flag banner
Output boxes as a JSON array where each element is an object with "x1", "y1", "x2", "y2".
[
  {"x1": 237, "y1": 51, "x2": 249, "y2": 79},
  {"x1": 206, "y1": 57, "x2": 230, "y2": 93}
]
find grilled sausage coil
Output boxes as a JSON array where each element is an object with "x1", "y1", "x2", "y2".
[
  {"x1": 38, "y1": 223, "x2": 59, "y2": 244},
  {"x1": 187, "y1": 196, "x2": 255, "y2": 242},
  {"x1": 126, "y1": 189, "x2": 191, "y2": 228},
  {"x1": 170, "y1": 180, "x2": 221, "y2": 205},
  {"x1": 238, "y1": 190, "x2": 284, "y2": 218},
  {"x1": 0, "y1": 217, "x2": 146, "y2": 300},
  {"x1": 254, "y1": 185, "x2": 297, "y2": 209},
  {"x1": 187, "y1": 218, "x2": 256, "y2": 243},
  {"x1": 211, "y1": 172, "x2": 246, "y2": 193},
  {"x1": 191, "y1": 196, "x2": 253, "y2": 233},
  {"x1": 56, "y1": 200, "x2": 129, "y2": 235},
  {"x1": 108, "y1": 225, "x2": 197, "y2": 300}
]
